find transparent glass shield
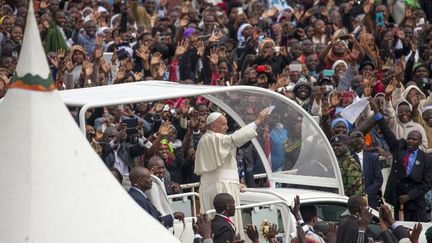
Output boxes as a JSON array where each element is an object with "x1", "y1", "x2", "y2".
[{"x1": 204, "y1": 88, "x2": 342, "y2": 194}]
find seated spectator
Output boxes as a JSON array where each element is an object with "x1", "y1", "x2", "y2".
[{"x1": 128, "y1": 166, "x2": 184, "y2": 228}]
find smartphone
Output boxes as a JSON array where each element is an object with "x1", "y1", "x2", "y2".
[
  {"x1": 289, "y1": 64, "x2": 302, "y2": 72},
  {"x1": 375, "y1": 12, "x2": 384, "y2": 27},
  {"x1": 323, "y1": 69, "x2": 334, "y2": 77}
]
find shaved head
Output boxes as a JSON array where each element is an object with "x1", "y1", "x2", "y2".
[
  {"x1": 147, "y1": 156, "x2": 164, "y2": 168},
  {"x1": 129, "y1": 166, "x2": 149, "y2": 184},
  {"x1": 213, "y1": 193, "x2": 234, "y2": 213}
]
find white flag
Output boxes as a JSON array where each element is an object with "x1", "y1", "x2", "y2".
[{"x1": 340, "y1": 98, "x2": 370, "y2": 124}]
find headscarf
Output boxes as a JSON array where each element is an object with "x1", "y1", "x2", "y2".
[
  {"x1": 395, "y1": 100, "x2": 413, "y2": 116},
  {"x1": 0, "y1": 16, "x2": 13, "y2": 25},
  {"x1": 422, "y1": 105, "x2": 432, "y2": 115},
  {"x1": 331, "y1": 117, "x2": 351, "y2": 131},
  {"x1": 332, "y1": 60, "x2": 348, "y2": 71},
  {"x1": 110, "y1": 14, "x2": 121, "y2": 28},
  {"x1": 182, "y1": 27, "x2": 197, "y2": 40},
  {"x1": 237, "y1": 23, "x2": 252, "y2": 44},
  {"x1": 259, "y1": 38, "x2": 275, "y2": 54}
]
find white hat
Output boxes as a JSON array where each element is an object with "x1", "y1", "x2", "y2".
[
  {"x1": 422, "y1": 105, "x2": 432, "y2": 115},
  {"x1": 206, "y1": 112, "x2": 223, "y2": 125}
]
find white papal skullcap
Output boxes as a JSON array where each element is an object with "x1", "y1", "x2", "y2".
[{"x1": 206, "y1": 112, "x2": 223, "y2": 125}]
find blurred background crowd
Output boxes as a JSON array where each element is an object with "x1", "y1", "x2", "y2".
[{"x1": 1, "y1": 0, "x2": 432, "y2": 241}]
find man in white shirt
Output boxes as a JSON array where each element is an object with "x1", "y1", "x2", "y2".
[{"x1": 349, "y1": 130, "x2": 383, "y2": 209}]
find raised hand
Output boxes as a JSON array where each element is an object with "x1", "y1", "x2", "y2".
[
  {"x1": 292, "y1": 195, "x2": 301, "y2": 220},
  {"x1": 363, "y1": 75, "x2": 372, "y2": 97},
  {"x1": 48, "y1": 54, "x2": 59, "y2": 69},
  {"x1": 39, "y1": 0, "x2": 50, "y2": 9},
  {"x1": 133, "y1": 71, "x2": 144, "y2": 81},
  {"x1": 136, "y1": 44, "x2": 150, "y2": 61},
  {"x1": 209, "y1": 31, "x2": 223, "y2": 42},
  {"x1": 65, "y1": 57, "x2": 74, "y2": 72},
  {"x1": 266, "y1": 223, "x2": 278, "y2": 242},
  {"x1": 189, "y1": 110, "x2": 199, "y2": 128},
  {"x1": 158, "y1": 61, "x2": 167, "y2": 78},
  {"x1": 0, "y1": 72, "x2": 11, "y2": 85},
  {"x1": 394, "y1": 27, "x2": 405, "y2": 40},
  {"x1": 358, "y1": 207, "x2": 373, "y2": 230},
  {"x1": 194, "y1": 41, "x2": 205, "y2": 58},
  {"x1": 100, "y1": 59, "x2": 111, "y2": 74},
  {"x1": 56, "y1": 48, "x2": 65, "y2": 61},
  {"x1": 116, "y1": 66, "x2": 126, "y2": 81},
  {"x1": 325, "y1": 222, "x2": 337, "y2": 243},
  {"x1": 175, "y1": 40, "x2": 188, "y2": 58},
  {"x1": 378, "y1": 205, "x2": 395, "y2": 227},
  {"x1": 158, "y1": 121, "x2": 171, "y2": 136},
  {"x1": 83, "y1": 61, "x2": 94, "y2": 77},
  {"x1": 207, "y1": 48, "x2": 219, "y2": 66},
  {"x1": 245, "y1": 224, "x2": 259, "y2": 243},
  {"x1": 385, "y1": 78, "x2": 399, "y2": 95},
  {"x1": 410, "y1": 223, "x2": 422, "y2": 243},
  {"x1": 94, "y1": 45, "x2": 103, "y2": 60},
  {"x1": 195, "y1": 214, "x2": 212, "y2": 239},
  {"x1": 150, "y1": 52, "x2": 162, "y2": 65},
  {"x1": 96, "y1": 33, "x2": 104, "y2": 46}
]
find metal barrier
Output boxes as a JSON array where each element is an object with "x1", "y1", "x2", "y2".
[
  {"x1": 167, "y1": 192, "x2": 200, "y2": 217},
  {"x1": 205, "y1": 200, "x2": 290, "y2": 214},
  {"x1": 175, "y1": 174, "x2": 269, "y2": 217}
]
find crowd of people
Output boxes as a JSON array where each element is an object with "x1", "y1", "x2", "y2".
[{"x1": 2, "y1": 0, "x2": 432, "y2": 242}]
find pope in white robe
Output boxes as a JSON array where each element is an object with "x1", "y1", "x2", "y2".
[{"x1": 194, "y1": 108, "x2": 270, "y2": 236}]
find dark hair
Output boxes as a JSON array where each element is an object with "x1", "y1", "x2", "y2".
[
  {"x1": 109, "y1": 167, "x2": 123, "y2": 184},
  {"x1": 213, "y1": 193, "x2": 234, "y2": 213},
  {"x1": 347, "y1": 195, "x2": 364, "y2": 214},
  {"x1": 300, "y1": 206, "x2": 317, "y2": 223}
]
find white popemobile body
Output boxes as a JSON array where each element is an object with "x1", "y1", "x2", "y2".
[{"x1": 60, "y1": 81, "x2": 431, "y2": 242}]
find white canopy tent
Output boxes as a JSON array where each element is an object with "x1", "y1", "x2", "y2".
[
  {"x1": 0, "y1": 2, "x2": 179, "y2": 242},
  {"x1": 60, "y1": 81, "x2": 344, "y2": 195}
]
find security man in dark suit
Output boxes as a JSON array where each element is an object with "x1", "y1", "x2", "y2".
[
  {"x1": 211, "y1": 193, "x2": 236, "y2": 243},
  {"x1": 370, "y1": 99, "x2": 432, "y2": 221},
  {"x1": 128, "y1": 166, "x2": 184, "y2": 228},
  {"x1": 349, "y1": 130, "x2": 383, "y2": 209}
]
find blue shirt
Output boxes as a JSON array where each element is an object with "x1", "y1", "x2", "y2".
[
  {"x1": 270, "y1": 128, "x2": 288, "y2": 171},
  {"x1": 405, "y1": 149, "x2": 419, "y2": 176}
]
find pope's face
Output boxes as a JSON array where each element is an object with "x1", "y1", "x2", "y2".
[{"x1": 212, "y1": 116, "x2": 228, "y2": 134}]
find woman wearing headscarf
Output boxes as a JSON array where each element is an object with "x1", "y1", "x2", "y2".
[
  {"x1": 64, "y1": 45, "x2": 100, "y2": 89},
  {"x1": 383, "y1": 99, "x2": 428, "y2": 151}
]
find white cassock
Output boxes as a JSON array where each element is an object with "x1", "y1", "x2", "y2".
[{"x1": 195, "y1": 122, "x2": 258, "y2": 235}]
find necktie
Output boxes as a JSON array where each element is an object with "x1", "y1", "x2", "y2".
[{"x1": 402, "y1": 149, "x2": 412, "y2": 175}]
